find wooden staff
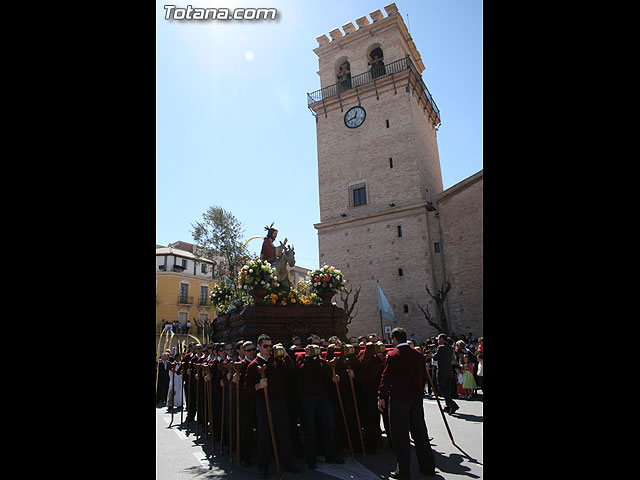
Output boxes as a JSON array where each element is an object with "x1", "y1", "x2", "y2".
[
  {"x1": 202, "y1": 364, "x2": 214, "y2": 450},
  {"x1": 257, "y1": 364, "x2": 282, "y2": 480},
  {"x1": 222, "y1": 363, "x2": 234, "y2": 463},
  {"x1": 195, "y1": 364, "x2": 201, "y2": 437},
  {"x1": 181, "y1": 369, "x2": 184, "y2": 425},
  {"x1": 219, "y1": 363, "x2": 226, "y2": 456},
  {"x1": 424, "y1": 354, "x2": 455, "y2": 445},
  {"x1": 203, "y1": 365, "x2": 209, "y2": 438},
  {"x1": 169, "y1": 367, "x2": 176, "y2": 426},
  {"x1": 207, "y1": 366, "x2": 215, "y2": 450},
  {"x1": 345, "y1": 357, "x2": 366, "y2": 457},
  {"x1": 233, "y1": 362, "x2": 243, "y2": 467},
  {"x1": 327, "y1": 358, "x2": 355, "y2": 461}
]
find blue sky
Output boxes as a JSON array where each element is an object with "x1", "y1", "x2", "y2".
[{"x1": 156, "y1": 0, "x2": 482, "y2": 270}]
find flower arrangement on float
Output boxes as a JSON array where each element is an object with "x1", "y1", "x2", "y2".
[
  {"x1": 210, "y1": 281, "x2": 234, "y2": 312},
  {"x1": 264, "y1": 281, "x2": 321, "y2": 306},
  {"x1": 308, "y1": 265, "x2": 346, "y2": 294},
  {"x1": 237, "y1": 258, "x2": 279, "y2": 292},
  {"x1": 307, "y1": 265, "x2": 346, "y2": 305},
  {"x1": 237, "y1": 258, "x2": 280, "y2": 304}
]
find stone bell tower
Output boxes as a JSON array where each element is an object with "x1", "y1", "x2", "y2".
[{"x1": 308, "y1": 3, "x2": 447, "y2": 340}]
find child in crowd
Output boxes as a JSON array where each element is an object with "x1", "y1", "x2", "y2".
[
  {"x1": 476, "y1": 352, "x2": 483, "y2": 394},
  {"x1": 455, "y1": 366, "x2": 467, "y2": 397},
  {"x1": 461, "y1": 353, "x2": 477, "y2": 398}
]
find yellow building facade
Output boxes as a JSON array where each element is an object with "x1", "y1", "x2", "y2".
[{"x1": 156, "y1": 242, "x2": 221, "y2": 338}]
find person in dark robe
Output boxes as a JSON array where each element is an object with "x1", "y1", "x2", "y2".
[
  {"x1": 356, "y1": 342, "x2": 385, "y2": 454},
  {"x1": 245, "y1": 334, "x2": 300, "y2": 479}
]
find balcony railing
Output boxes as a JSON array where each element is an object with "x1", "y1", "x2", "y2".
[
  {"x1": 177, "y1": 296, "x2": 193, "y2": 305},
  {"x1": 307, "y1": 56, "x2": 440, "y2": 125}
]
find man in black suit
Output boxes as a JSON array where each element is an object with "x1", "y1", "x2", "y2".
[
  {"x1": 433, "y1": 334, "x2": 459, "y2": 415},
  {"x1": 378, "y1": 328, "x2": 436, "y2": 479},
  {"x1": 156, "y1": 352, "x2": 170, "y2": 406}
]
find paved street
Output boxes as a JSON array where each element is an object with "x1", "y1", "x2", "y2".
[{"x1": 156, "y1": 394, "x2": 482, "y2": 480}]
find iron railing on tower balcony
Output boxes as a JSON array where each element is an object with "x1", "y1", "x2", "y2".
[{"x1": 306, "y1": 56, "x2": 440, "y2": 125}]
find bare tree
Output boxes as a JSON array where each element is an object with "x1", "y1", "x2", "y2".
[
  {"x1": 339, "y1": 283, "x2": 361, "y2": 327},
  {"x1": 416, "y1": 281, "x2": 451, "y2": 334}
]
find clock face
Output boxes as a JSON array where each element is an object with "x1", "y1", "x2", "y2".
[{"x1": 344, "y1": 106, "x2": 366, "y2": 128}]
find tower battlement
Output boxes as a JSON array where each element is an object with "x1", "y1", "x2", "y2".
[{"x1": 315, "y1": 3, "x2": 398, "y2": 47}]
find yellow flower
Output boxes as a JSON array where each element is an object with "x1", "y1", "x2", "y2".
[
  {"x1": 281, "y1": 300, "x2": 287, "y2": 305},
  {"x1": 291, "y1": 298, "x2": 296, "y2": 303}
]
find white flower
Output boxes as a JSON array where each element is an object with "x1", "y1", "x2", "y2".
[
  {"x1": 261, "y1": 280, "x2": 265, "y2": 285},
  {"x1": 249, "y1": 269, "x2": 253, "y2": 273}
]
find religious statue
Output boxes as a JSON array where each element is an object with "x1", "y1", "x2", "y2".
[
  {"x1": 261, "y1": 223, "x2": 296, "y2": 290},
  {"x1": 261, "y1": 223, "x2": 287, "y2": 264}
]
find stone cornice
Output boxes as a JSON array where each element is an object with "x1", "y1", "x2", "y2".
[{"x1": 314, "y1": 200, "x2": 430, "y2": 232}]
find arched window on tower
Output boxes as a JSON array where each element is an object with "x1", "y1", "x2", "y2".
[
  {"x1": 368, "y1": 47, "x2": 385, "y2": 79},
  {"x1": 336, "y1": 60, "x2": 351, "y2": 92}
]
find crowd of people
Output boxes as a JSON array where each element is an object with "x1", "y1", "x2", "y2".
[
  {"x1": 160, "y1": 319, "x2": 191, "y2": 335},
  {"x1": 155, "y1": 330, "x2": 483, "y2": 479}
]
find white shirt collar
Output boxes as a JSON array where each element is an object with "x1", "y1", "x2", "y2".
[
  {"x1": 257, "y1": 353, "x2": 269, "y2": 362},
  {"x1": 395, "y1": 342, "x2": 409, "y2": 348}
]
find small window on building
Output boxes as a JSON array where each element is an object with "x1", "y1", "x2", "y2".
[
  {"x1": 180, "y1": 284, "x2": 189, "y2": 303},
  {"x1": 349, "y1": 182, "x2": 367, "y2": 208},
  {"x1": 353, "y1": 187, "x2": 366, "y2": 206},
  {"x1": 389, "y1": 158, "x2": 393, "y2": 168},
  {"x1": 434, "y1": 242, "x2": 441, "y2": 253},
  {"x1": 201, "y1": 264, "x2": 208, "y2": 274},
  {"x1": 200, "y1": 286, "x2": 208, "y2": 304},
  {"x1": 398, "y1": 268, "x2": 404, "y2": 276},
  {"x1": 386, "y1": 119, "x2": 390, "y2": 128},
  {"x1": 403, "y1": 304, "x2": 409, "y2": 314},
  {"x1": 397, "y1": 225, "x2": 403, "y2": 237}
]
